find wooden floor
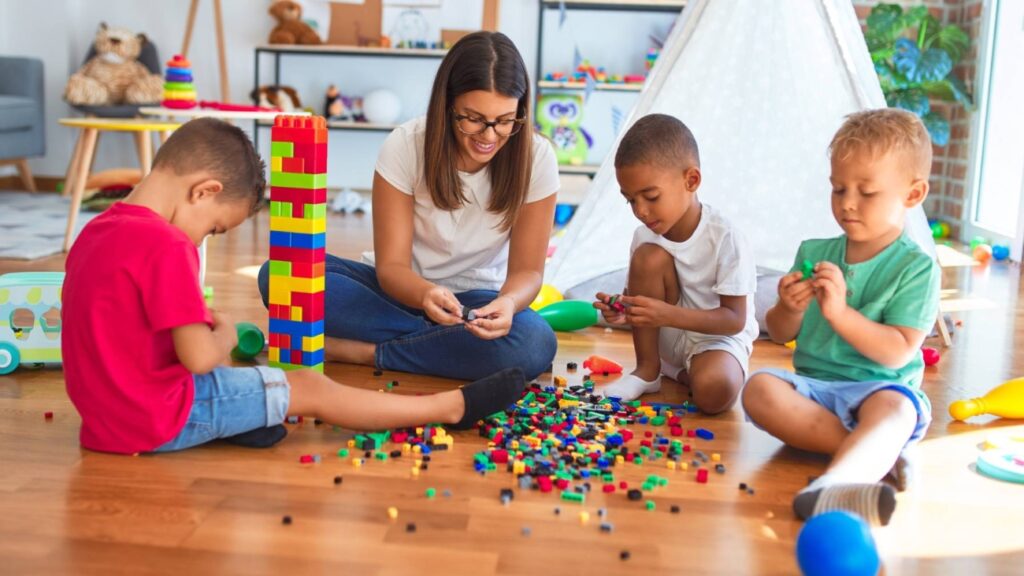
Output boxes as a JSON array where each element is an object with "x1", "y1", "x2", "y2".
[{"x1": 1, "y1": 208, "x2": 1023, "y2": 575}]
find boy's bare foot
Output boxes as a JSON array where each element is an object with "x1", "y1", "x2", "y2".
[{"x1": 325, "y1": 337, "x2": 375, "y2": 365}]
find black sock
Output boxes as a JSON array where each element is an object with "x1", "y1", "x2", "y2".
[
  {"x1": 452, "y1": 368, "x2": 526, "y2": 430},
  {"x1": 224, "y1": 424, "x2": 288, "y2": 448}
]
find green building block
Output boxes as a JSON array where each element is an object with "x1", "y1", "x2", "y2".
[
  {"x1": 801, "y1": 259, "x2": 815, "y2": 280},
  {"x1": 560, "y1": 491, "x2": 585, "y2": 504},
  {"x1": 270, "y1": 171, "x2": 327, "y2": 190},
  {"x1": 425, "y1": 488, "x2": 436, "y2": 498},
  {"x1": 303, "y1": 203, "x2": 328, "y2": 219},
  {"x1": 645, "y1": 500, "x2": 656, "y2": 511},
  {"x1": 271, "y1": 141, "x2": 294, "y2": 158},
  {"x1": 337, "y1": 448, "x2": 349, "y2": 457},
  {"x1": 269, "y1": 260, "x2": 292, "y2": 277}
]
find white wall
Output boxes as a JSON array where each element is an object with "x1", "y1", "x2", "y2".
[{"x1": 1, "y1": 0, "x2": 668, "y2": 189}]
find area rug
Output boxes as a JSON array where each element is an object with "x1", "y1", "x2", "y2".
[{"x1": 0, "y1": 192, "x2": 98, "y2": 260}]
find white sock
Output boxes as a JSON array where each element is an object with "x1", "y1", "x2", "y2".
[{"x1": 598, "y1": 374, "x2": 661, "y2": 401}]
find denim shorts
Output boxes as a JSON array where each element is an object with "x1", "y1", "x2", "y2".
[
  {"x1": 750, "y1": 368, "x2": 932, "y2": 442},
  {"x1": 153, "y1": 366, "x2": 290, "y2": 452}
]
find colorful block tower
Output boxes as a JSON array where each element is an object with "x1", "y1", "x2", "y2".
[
  {"x1": 268, "y1": 115, "x2": 328, "y2": 372},
  {"x1": 162, "y1": 54, "x2": 197, "y2": 109}
]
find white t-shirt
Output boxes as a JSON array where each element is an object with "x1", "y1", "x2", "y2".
[
  {"x1": 372, "y1": 116, "x2": 560, "y2": 292},
  {"x1": 630, "y1": 203, "x2": 759, "y2": 346}
]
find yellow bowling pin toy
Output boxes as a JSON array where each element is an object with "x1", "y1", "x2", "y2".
[{"x1": 949, "y1": 377, "x2": 1024, "y2": 421}]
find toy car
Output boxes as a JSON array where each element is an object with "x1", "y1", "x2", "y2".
[{"x1": 0, "y1": 272, "x2": 65, "y2": 375}]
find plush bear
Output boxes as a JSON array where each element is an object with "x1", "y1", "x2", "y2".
[
  {"x1": 64, "y1": 23, "x2": 163, "y2": 107},
  {"x1": 268, "y1": 1, "x2": 322, "y2": 45}
]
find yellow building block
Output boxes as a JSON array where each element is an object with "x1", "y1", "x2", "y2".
[
  {"x1": 268, "y1": 282, "x2": 291, "y2": 305},
  {"x1": 302, "y1": 334, "x2": 324, "y2": 352},
  {"x1": 679, "y1": 462, "x2": 689, "y2": 471},
  {"x1": 667, "y1": 461, "x2": 676, "y2": 470},
  {"x1": 271, "y1": 156, "x2": 283, "y2": 172},
  {"x1": 268, "y1": 346, "x2": 279, "y2": 363},
  {"x1": 291, "y1": 306, "x2": 302, "y2": 321},
  {"x1": 712, "y1": 453, "x2": 721, "y2": 462},
  {"x1": 269, "y1": 215, "x2": 327, "y2": 235},
  {"x1": 280, "y1": 275, "x2": 325, "y2": 295}
]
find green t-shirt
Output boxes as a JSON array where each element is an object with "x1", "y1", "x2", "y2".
[{"x1": 791, "y1": 232, "x2": 940, "y2": 387}]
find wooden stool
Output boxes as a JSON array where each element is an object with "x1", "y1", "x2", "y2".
[{"x1": 59, "y1": 117, "x2": 180, "y2": 252}]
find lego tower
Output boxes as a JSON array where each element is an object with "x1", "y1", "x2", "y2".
[{"x1": 267, "y1": 115, "x2": 327, "y2": 372}]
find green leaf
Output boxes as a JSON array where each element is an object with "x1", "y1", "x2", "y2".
[
  {"x1": 876, "y1": 62, "x2": 909, "y2": 92},
  {"x1": 926, "y1": 24, "x2": 970, "y2": 63},
  {"x1": 922, "y1": 77, "x2": 973, "y2": 108},
  {"x1": 867, "y1": 4, "x2": 905, "y2": 38},
  {"x1": 900, "y1": 5, "x2": 930, "y2": 32},
  {"x1": 922, "y1": 111, "x2": 950, "y2": 146},
  {"x1": 887, "y1": 89, "x2": 931, "y2": 117}
]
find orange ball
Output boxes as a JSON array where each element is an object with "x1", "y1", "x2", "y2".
[{"x1": 973, "y1": 244, "x2": 993, "y2": 264}]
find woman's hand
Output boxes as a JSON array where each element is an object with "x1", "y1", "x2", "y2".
[
  {"x1": 464, "y1": 295, "x2": 516, "y2": 340},
  {"x1": 421, "y1": 285, "x2": 464, "y2": 325}
]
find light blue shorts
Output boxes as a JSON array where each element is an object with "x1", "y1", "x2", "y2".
[
  {"x1": 750, "y1": 368, "x2": 932, "y2": 442},
  {"x1": 153, "y1": 366, "x2": 290, "y2": 452}
]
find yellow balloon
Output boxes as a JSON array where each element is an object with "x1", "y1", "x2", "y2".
[{"x1": 530, "y1": 284, "x2": 563, "y2": 311}]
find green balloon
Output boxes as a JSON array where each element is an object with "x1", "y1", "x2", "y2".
[{"x1": 537, "y1": 300, "x2": 599, "y2": 332}]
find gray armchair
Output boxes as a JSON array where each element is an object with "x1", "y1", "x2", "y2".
[{"x1": 0, "y1": 57, "x2": 44, "y2": 191}]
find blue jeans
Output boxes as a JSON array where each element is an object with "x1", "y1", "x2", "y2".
[
  {"x1": 153, "y1": 366, "x2": 291, "y2": 452},
  {"x1": 258, "y1": 256, "x2": 556, "y2": 381}
]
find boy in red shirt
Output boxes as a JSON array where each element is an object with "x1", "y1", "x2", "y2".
[{"x1": 62, "y1": 118, "x2": 524, "y2": 454}]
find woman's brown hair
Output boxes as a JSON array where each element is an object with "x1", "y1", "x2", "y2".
[{"x1": 423, "y1": 31, "x2": 533, "y2": 231}]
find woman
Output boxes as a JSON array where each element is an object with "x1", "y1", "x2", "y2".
[{"x1": 260, "y1": 31, "x2": 559, "y2": 381}]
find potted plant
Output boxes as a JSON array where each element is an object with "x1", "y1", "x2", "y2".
[{"x1": 865, "y1": 3, "x2": 974, "y2": 146}]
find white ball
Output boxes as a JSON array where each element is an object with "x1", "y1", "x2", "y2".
[{"x1": 362, "y1": 89, "x2": 401, "y2": 125}]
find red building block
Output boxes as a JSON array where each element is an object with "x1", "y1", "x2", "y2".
[
  {"x1": 602, "y1": 484, "x2": 615, "y2": 493},
  {"x1": 538, "y1": 476, "x2": 553, "y2": 493},
  {"x1": 491, "y1": 449, "x2": 509, "y2": 464},
  {"x1": 696, "y1": 469, "x2": 708, "y2": 484}
]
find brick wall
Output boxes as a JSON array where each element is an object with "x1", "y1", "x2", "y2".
[{"x1": 852, "y1": 0, "x2": 984, "y2": 240}]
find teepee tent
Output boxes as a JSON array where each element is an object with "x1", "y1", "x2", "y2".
[{"x1": 546, "y1": 0, "x2": 936, "y2": 295}]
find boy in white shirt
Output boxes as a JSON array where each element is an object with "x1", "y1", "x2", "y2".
[{"x1": 594, "y1": 114, "x2": 758, "y2": 413}]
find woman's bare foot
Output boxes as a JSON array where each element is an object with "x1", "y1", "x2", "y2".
[{"x1": 325, "y1": 337, "x2": 376, "y2": 365}]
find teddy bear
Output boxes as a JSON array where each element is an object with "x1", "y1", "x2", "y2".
[
  {"x1": 268, "y1": 1, "x2": 322, "y2": 45},
  {"x1": 64, "y1": 23, "x2": 163, "y2": 107}
]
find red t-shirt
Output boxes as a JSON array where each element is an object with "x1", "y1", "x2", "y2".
[{"x1": 63, "y1": 202, "x2": 212, "y2": 453}]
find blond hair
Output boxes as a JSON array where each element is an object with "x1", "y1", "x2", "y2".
[{"x1": 829, "y1": 108, "x2": 932, "y2": 180}]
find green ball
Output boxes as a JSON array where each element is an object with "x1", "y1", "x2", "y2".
[
  {"x1": 930, "y1": 221, "x2": 943, "y2": 239},
  {"x1": 970, "y1": 235, "x2": 989, "y2": 250}
]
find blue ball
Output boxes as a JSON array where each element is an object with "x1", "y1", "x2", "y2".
[
  {"x1": 992, "y1": 244, "x2": 1010, "y2": 261},
  {"x1": 796, "y1": 511, "x2": 879, "y2": 576}
]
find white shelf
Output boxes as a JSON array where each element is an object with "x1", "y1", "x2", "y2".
[
  {"x1": 255, "y1": 44, "x2": 447, "y2": 58},
  {"x1": 537, "y1": 80, "x2": 644, "y2": 92},
  {"x1": 256, "y1": 119, "x2": 397, "y2": 132},
  {"x1": 541, "y1": 0, "x2": 685, "y2": 9}
]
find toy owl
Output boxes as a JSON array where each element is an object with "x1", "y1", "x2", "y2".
[{"x1": 536, "y1": 94, "x2": 592, "y2": 165}]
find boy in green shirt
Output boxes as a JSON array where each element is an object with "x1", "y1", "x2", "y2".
[{"x1": 743, "y1": 109, "x2": 941, "y2": 526}]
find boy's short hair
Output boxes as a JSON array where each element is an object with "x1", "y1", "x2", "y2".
[
  {"x1": 830, "y1": 108, "x2": 932, "y2": 179},
  {"x1": 615, "y1": 113, "x2": 700, "y2": 171},
  {"x1": 152, "y1": 117, "x2": 266, "y2": 213}
]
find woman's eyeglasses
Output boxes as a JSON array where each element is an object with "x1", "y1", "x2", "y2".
[{"x1": 452, "y1": 112, "x2": 526, "y2": 137}]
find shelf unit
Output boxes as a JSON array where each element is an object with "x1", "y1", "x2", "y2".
[
  {"x1": 535, "y1": 0, "x2": 685, "y2": 182},
  {"x1": 251, "y1": 44, "x2": 447, "y2": 149}
]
